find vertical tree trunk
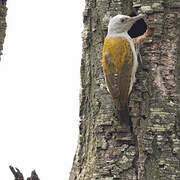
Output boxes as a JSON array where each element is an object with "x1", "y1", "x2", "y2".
[
  {"x1": 0, "y1": 0, "x2": 7, "y2": 59},
  {"x1": 70, "y1": 0, "x2": 180, "y2": 179}
]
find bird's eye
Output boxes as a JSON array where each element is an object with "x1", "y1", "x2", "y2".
[{"x1": 120, "y1": 18, "x2": 125, "y2": 23}]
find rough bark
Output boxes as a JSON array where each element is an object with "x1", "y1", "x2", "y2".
[
  {"x1": 70, "y1": 0, "x2": 180, "y2": 179},
  {"x1": 0, "y1": 0, "x2": 7, "y2": 59}
]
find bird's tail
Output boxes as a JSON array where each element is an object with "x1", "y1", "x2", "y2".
[{"x1": 113, "y1": 98, "x2": 130, "y2": 127}]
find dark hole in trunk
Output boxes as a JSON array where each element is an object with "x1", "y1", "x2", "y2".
[{"x1": 128, "y1": 12, "x2": 147, "y2": 38}]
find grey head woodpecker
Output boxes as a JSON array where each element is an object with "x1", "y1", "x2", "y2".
[{"x1": 102, "y1": 14, "x2": 145, "y2": 126}]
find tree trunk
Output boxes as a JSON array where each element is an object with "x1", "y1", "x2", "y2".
[
  {"x1": 70, "y1": 0, "x2": 180, "y2": 179},
  {"x1": 0, "y1": 0, "x2": 7, "y2": 59}
]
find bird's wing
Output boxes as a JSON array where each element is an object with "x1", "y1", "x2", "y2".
[{"x1": 102, "y1": 37, "x2": 133, "y2": 108}]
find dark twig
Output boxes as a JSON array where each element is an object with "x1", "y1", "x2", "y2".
[
  {"x1": 27, "y1": 170, "x2": 40, "y2": 180},
  {"x1": 9, "y1": 166, "x2": 40, "y2": 180},
  {"x1": 9, "y1": 166, "x2": 24, "y2": 180}
]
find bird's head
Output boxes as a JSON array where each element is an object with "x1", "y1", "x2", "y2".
[{"x1": 107, "y1": 14, "x2": 145, "y2": 36}]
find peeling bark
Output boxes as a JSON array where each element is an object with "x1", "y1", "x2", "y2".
[{"x1": 70, "y1": 0, "x2": 180, "y2": 179}]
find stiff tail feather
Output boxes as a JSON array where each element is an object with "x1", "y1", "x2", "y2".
[{"x1": 113, "y1": 98, "x2": 130, "y2": 127}]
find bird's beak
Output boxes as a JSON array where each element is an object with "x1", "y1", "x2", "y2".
[{"x1": 128, "y1": 14, "x2": 145, "y2": 23}]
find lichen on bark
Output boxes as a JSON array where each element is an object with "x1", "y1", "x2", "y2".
[{"x1": 70, "y1": 0, "x2": 180, "y2": 179}]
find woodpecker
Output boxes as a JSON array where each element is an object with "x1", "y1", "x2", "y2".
[{"x1": 102, "y1": 14, "x2": 145, "y2": 126}]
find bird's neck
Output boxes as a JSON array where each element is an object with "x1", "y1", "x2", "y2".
[{"x1": 106, "y1": 31, "x2": 130, "y2": 39}]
